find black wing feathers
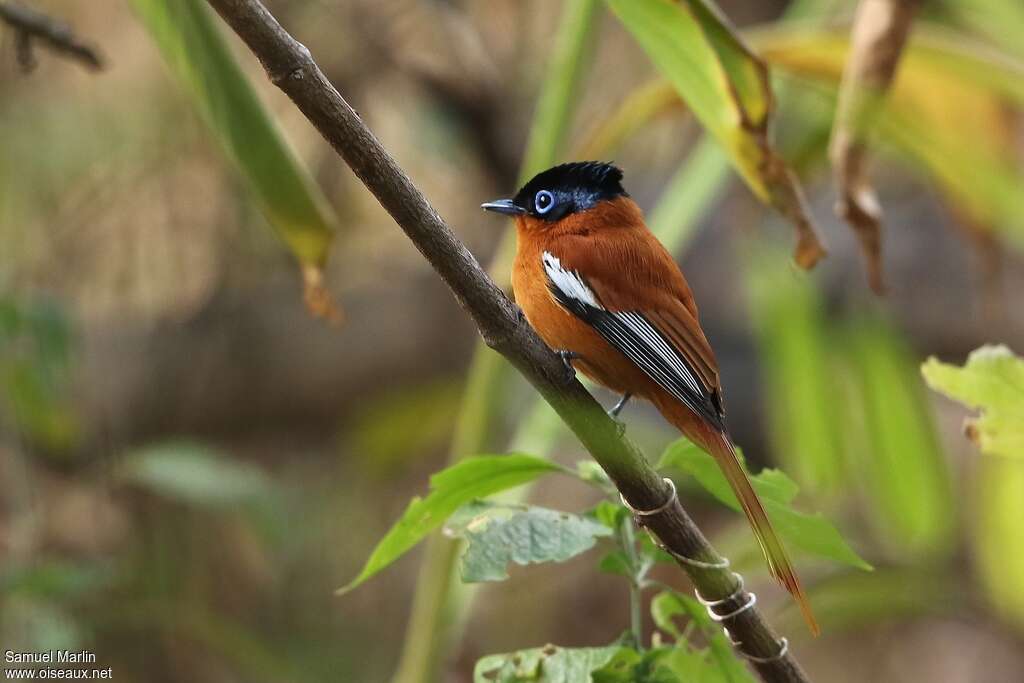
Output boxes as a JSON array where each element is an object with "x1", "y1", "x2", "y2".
[{"x1": 545, "y1": 270, "x2": 725, "y2": 431}]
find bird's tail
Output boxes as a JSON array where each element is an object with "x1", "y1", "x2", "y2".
[{"x1": 660, "y1": 403, "x2": 819, "y2": 635}]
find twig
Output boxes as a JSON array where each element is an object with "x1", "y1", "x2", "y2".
[
  {"x1": 202, "y1": 2, "x2": 813, "y2": 681},
  {"x1": 0, "y1": 1, "x2": 104, "y2": 71}
]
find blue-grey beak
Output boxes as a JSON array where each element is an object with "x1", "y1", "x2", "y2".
[{"x1": 481, "y1": 198, "x2": 525, "y2": 216}]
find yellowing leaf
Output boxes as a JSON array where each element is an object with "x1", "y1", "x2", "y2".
[
  {"x1": 606, "y1": 0, "x2": 826, "y2": 268},
  {"x1": 922, "y1": 345, "x2": 1024, "y2": 460},
  {"x1": 760, "y1": 24, "x2": 1024, "y2": 248}
]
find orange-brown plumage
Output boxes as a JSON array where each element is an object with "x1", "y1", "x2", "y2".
[{"x1": 486, "y1": 161, "x2": 817, "y2": 635}]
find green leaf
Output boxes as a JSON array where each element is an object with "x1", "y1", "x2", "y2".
[
  {"x1": 592, "y1": 647, "x2": 680, "y2": 683},
  {"x1": 922, "y1": 345, "x2": 1024, "y2": 460},
  {"x1": 474, "y1": 644, "x2": 625, "y2": 683},
  {"x1": 658, "y1": 440, "x2": 870, "y2": 570},
  {"x1": 445, "y1": 501, "x2": 612, "y2": 582},
  {"x1": 650, "y1": 591, "x2": 692, "y2": 640},
  {"x1": 598, "y1": 550, "x2": 634, "y2": 579},
  {"x1": 118, "y1": 441, "x2": 271, "y2": 506},
  {"x1": 606, "y1": 0, "x2": 825, "y2": 268},
  {"x1": 130, "y1": 0, "x2": 338, "y2": 313},
  {"x1": 649, "y1": 591, "x2": 755, "y2": 683},
  {"x1": 338, "y1": 455, "x2": 563, "y2": 594},
  {"x1": 589, "y1": 500, "x2": 630, "y2": 530}
]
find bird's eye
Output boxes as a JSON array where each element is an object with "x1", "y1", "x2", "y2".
[{"x1": 534, "y1": 190, "x2": 555, "y2": 214}]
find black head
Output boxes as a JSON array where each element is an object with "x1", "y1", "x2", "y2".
[{"x1": 481, "y1": 161, "x2": 627, "y2": 222}]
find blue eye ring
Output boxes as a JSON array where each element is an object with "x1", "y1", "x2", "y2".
[{"x1": 534, "y1": 190, "x2": 555, "y2": 214}]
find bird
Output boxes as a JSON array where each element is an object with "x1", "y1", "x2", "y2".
[{"x1": 482, "y1": 161, "x2": 817, "y2": 635}]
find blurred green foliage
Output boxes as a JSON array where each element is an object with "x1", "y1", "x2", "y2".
[
  {"x1": 0, "y1": 296, "x2": 77, "y2": 450},
  {"x1": 118, "y1": 440, "x2": 272, "y2": 507},
  {"x1": 843, "y1": 315, "x2": 954, "y2": 559},
  {"x1": 130, "y1": 0, "x2": 338, "y2": 313},
  {"x1": 2, "y1": 0, "x2": 1024, "y2": 681}
]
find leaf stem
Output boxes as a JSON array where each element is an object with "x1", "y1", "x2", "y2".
[{"x1": 620, "y1": 515, "x2": 644, "y2": 649}]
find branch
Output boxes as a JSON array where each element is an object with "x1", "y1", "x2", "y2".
[
  {"x1": 202, "y1": 2, "x2": 813, "y2": 681},
  {"x1": 0, "y1": 2, "x2": 104, "y2": 71}
]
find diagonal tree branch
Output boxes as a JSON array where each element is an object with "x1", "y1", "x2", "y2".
[
  {"x1": 202, "y1": 2, "x2": 813, "y2": 681},
  {"x1": 0, "y1": 1, "x2": 104, "y2": 71}
]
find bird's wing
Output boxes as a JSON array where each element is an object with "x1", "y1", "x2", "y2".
[
  {"x1": 540, "y1": 250, "x2": 725, "y2": 430},
  {"x1": 542, "y1": 249, "x2": 819, "y2": 634}
]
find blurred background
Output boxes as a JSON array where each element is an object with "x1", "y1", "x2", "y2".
[{"x1": 1, "y1": 0, "x2": 1023, "y2": 681}]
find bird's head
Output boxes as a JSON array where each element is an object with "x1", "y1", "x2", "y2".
[{"x1": 481, "y1": 161, "x2": 630, "y2": 233}]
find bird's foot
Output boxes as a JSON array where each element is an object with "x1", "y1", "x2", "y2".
[
  {"x1": 608, "y1": 392, "x2": 631, "y2": 418},
  {"x1": 554, "y1": 349, "x2": 580, "y2": 383}
]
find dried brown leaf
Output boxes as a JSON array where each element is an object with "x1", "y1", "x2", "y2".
[{"x1": 829, "y1": 0, "x2": 921, "y2": 293}]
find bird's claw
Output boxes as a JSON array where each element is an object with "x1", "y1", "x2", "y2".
[
  {"x1": 608, "y1": 393, "x2": 631, "y2": 418},
  {"x1": 555, "y1": 349, "x2": 580, "y2": 383}
]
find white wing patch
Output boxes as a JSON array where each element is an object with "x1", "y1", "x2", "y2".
[
  {"x1": 541, "y1": 249, "x2": 722, "y2": 427},
  {"x1": 541, "y1": 251, "x2": 602, "y2": 309}
]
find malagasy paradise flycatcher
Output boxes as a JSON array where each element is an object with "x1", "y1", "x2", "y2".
[{"x1": 483, "y1": 161, "x2": 817, "y2": 634}]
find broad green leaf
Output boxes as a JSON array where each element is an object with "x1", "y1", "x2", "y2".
[
  {"x1": 843, "y1": 316, "x2": 954, "y2": 558},
  {"x1": 338, "y1": 455, "x2": 563, "y2": 594},
  {"x1": 921, "y1": 345, "x2": 1024, "y2": 460},
  {"x1": 658, "y1": 440, "x2": 870, "y2": 570},
  {"x1": 474, "y1": 644, "x2": 625, "y2": 683},
  {"x1": 606, "y1": 0, "x2": 825, "y2": 268},
  {"x1": 445, "y1": 501, "x2": 612, "y2": 582},
  {"x1": 118, "y1": 441, "x2": 271, "y2": 506},
  {"x1": 131, "y1": 0, "x2": 339, "y2": 317}
]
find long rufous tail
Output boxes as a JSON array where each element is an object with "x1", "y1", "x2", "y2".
[{"x1": 660, "y1": 402, "x2": 819, "y2": 635}]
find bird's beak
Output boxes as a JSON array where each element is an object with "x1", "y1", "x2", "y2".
[{"x1": 481, "y1": 198, "x2": 525, "y2": 216}]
